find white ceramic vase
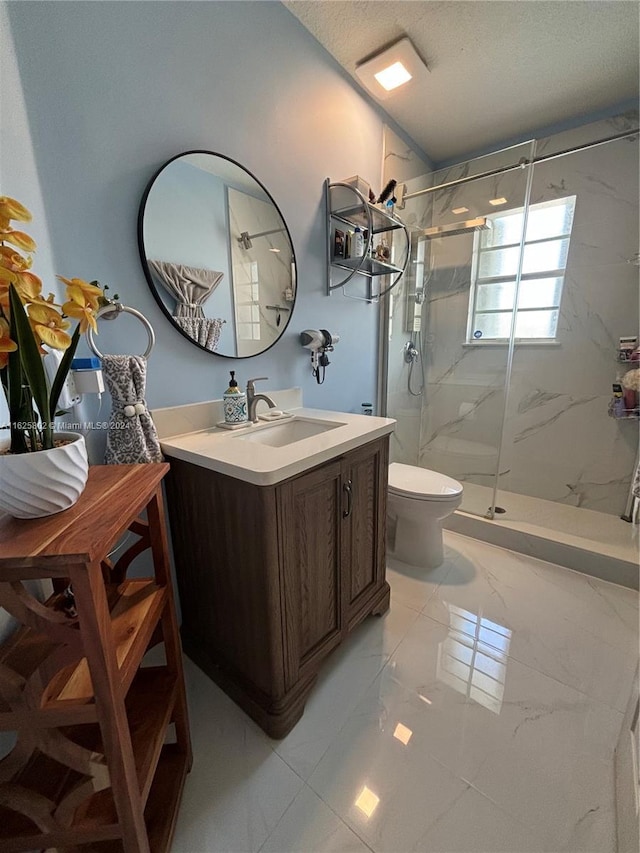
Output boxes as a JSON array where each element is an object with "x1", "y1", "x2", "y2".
[{"x1": 0, "y1": 431, "x2": 89, "y2": 519}]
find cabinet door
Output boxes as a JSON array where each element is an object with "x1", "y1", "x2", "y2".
[
  {"x1": 341, "y1": 437, "x2": 388, "y2": 626},
  {"x1": 278, "y1": 460, "x2": 343, "y2": 689}
]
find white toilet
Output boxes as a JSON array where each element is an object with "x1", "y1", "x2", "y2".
[{"x1": 388, "y1": 462, "x2": 463, "y2": 568}]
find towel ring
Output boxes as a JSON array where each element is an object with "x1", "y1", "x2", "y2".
[{"x1": 86, "y1": 303, "x2": 156, "y2": 359}]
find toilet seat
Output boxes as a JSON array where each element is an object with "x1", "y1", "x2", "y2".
[{"x1": 388, "y1": 462, "x2": 463, "y2": 502}]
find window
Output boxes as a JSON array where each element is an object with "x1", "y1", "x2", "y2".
[
  {"x1": 235, "y1": 261, "x2": 261, "y2": 341},
  {"x1": 467, "y1": 195, "x2": 576, "y2": 342}
]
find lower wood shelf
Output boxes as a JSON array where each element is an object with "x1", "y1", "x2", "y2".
[
  {"x1": 68, "y1": 746, "x2": 189, "y2": 853},
  {"x1": 46, "y1": 581, "x2": 167, "y2": 706},
  {"x1": 0, "y1": 666, "x2": 180, "y2": 852},
  {"x1": 0, "y1": 580, "x2": 167, "y2": 729},
  {"x1": 144, "y1": 744, "x2": 190, "y2": 853},
  {"x1": 0, "y1": 464, "x2": 191, "y2": 853}
]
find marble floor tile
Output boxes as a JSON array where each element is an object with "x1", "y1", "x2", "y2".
[
  {"x1": 307, "y1": 712, "x2": 470, "y2": 853},
  {"x1": 385, "y1": 548, "x2": 458, "y2": 612},
  {"x1": 309, "y1": 639, "x2": 622, "y2": 852},
  {"x1": 414, "y1": 785, "x2": 546, "y2": 852},
  {"x1": 173, "y1": 658, "x2": 304, "y2": 853},
  {"x1": 170, "y1": 533, "x2": 636, "y2": 853},
  {"x1": 259, "y1": 785, "x2": 372, "y2": 853},
  {"x1": 274, "y1": 601, "x2": 419, "y2": 780},
  {"x1": 422, "y1": 532, "x2": 638, "y2": 711}
]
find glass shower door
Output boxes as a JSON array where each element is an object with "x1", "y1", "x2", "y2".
[
  {"x1": 387, "y1": 142, "x2": 535, "y2": 518},
  {"x1": 496, "y1": 132, "x2": 640, "y2": 522}
]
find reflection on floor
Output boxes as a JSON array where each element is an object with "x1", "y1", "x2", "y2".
[
  {"x1": 172, "y1": 531, "x2": 638, "y2": 853},
  {"x1": 451, "y1": 481, "x2": 638, "y2": 589}
]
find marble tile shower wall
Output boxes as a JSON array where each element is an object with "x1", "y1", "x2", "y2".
[
  {"x1": 499, "y1": 134, "x2": 639, "y2": 513},
  {"x1": 388, "y1": 116, "x2": 639, "y2": 516}
]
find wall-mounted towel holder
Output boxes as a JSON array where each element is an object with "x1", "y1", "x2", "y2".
[{"x1": 86, "y1": 302, "x2": 156, "y2": 359}]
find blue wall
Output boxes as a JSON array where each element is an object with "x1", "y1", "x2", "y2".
[{"x1": 2, "y1": 1, "x2": 398, "y2": 417}]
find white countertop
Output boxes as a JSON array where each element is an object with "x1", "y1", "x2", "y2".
[{"x1": 155, "y1": 399, "x2": 395, "y2": 486}]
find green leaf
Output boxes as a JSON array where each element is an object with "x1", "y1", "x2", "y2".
[
  {"x1": 9, "y1": 283, "x2": 52, "y2": 450},
  {"x1": 6, "y1": 337, "x2": 28, "y2": 453},
  {"x1": 49, "y1": 325, "x2": 80, "y2": 421}
]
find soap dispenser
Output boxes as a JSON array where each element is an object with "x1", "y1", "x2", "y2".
[{"x1": 223, "y1": 371, "x2": 248, "y2": 424}]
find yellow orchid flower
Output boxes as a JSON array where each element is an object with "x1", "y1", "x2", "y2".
[
  {"x1": 0, "y1": 245, "x2": 32, "y2": 272},
  {"x1": 0, "y1": 265, "x2": 17, "y2": 284},
  {"x1": 29, "y1": 290, "x2": 58, "y2": 307},
  {"x1": 0, "y1": 317, "x2": 17, "y2": 349},
  {"x1": 28, "y1": 302, "x2": 69, "y2": 326},
  {"x1": 28, "y1": 302, "x2": 72, "y2": 350},
  {"x1": 58, "y1": 276, "x2": 103, "y2": 311},
  {"x1": 0, "y1": 326, "x2": 18, "y2": 370},
  {"x1": 0, "y1": 197, "x2": 32, "y2": 223},
  {"x1": 2, "y1": 195, "x2": 103, "y2": 454},
  {"x1": 0, "y1": 316, "x2": 17, "y2": 369},
  {"x1": 14, "y1": 270, "x2": 43, "y2": 301},
  {"x1": 0, "y1": 271, "x2": 42, "y2": 311},
  {"x1": 62, "y1": 296, "x2": 98, "y2": 334},
  {"x1": 1, "y1": 230, "x2": 37, "y2": 253}
]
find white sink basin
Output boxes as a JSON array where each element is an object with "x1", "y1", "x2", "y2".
[
  {"x1": 234, "y1": 417, "x2": 344, "y2": 448},
  {"x1": 154, "y1": 398, "x2": 396, "y2": 486}
]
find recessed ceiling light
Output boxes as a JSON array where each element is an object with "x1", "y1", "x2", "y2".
[
  {"x1": 393, "y1": 722, "x2": 413, "y2": 745},
  {"x1": 355, "y1": 37, "x2": 428, "y2": 100},
  {"x1": 452, "y1": 206, "x2": 469, "y2": 215},
  {"x1": 489, "y1": 197, "x2": 508, "y2": 206},
  {"x1": 354, "y1": 786, "x2": 380, "y2": 818},
  {"x1": 374, "y1": 61, "x2": 412, "y2": 91}
]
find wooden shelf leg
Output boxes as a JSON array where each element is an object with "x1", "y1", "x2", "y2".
[
  {"x1": 70, "y1": 560, "x2": 151, "y2": 853},
  {"x1": 147, "y1": 486, "x2": 193, "y2": 770}
]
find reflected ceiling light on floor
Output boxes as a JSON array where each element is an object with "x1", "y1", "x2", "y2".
[
  {"x1": 489, "y1": 197, "x2": 508, "y2": 206},
  {"x1": 354, "y1": 785, "x2": 380, "y2": 818},
  {"x1": 355, "y1": 37, "x2": 429, "y2": 99},
  {"x1": 268, "y1": 247, "x2": 280, "y2": 252},
  {"x1": 393, "y1": 722, "x2": 413, "y2": 745},
  {"x1": 452, "y1": 206, "x2": 469, "y2": 215}
]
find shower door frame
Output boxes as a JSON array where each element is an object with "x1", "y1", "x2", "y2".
[{"x1": 379, "y1": 126, "x2": 640, "y2": 519}]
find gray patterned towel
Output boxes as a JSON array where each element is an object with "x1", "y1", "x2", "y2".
[{"x1": 102, "y1": 355, "x2": 163, "y2": 464}]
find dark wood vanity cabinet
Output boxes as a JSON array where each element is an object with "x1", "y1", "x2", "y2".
[{"x1": 165, "y1": 435, "x2": 390, "y2": 738}]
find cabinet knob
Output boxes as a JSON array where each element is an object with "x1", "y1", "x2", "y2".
[{"x1": 343, "y1": 479, "x2": 353, "y2": 518}]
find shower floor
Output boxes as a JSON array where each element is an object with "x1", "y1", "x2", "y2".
[{"x1": 446, "y1": 482, "x2": 638, "y2": 589}]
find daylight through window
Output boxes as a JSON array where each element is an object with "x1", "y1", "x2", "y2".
[{"x1": 468, "y1": 195, "x2": 576, "y2": 342}]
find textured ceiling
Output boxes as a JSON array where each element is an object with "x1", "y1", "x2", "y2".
[{"x1": 284, "y1": 1, "x2": 640, "y2": 164}]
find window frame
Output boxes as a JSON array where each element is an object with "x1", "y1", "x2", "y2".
[{"x1": 466, "y1": 196, "x2": 576, "y2": 344}]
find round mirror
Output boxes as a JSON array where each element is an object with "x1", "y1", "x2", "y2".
[{"x1": 138, "y1": 151, "x2": 296, "y2": 358}]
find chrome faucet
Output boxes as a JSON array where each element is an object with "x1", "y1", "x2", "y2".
[{"x1": 246, "y1": 377, "x2": 277, "y2": 423}]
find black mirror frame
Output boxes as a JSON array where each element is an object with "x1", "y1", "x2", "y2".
[{"x1": 137, "y1": 149, "x2": 297, "y2": 359}]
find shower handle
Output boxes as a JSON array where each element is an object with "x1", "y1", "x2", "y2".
[{"x1": 403, "y1": 340, "x2": 419, "y2": 363}]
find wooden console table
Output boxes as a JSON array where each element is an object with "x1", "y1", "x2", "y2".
[{"x1": 0, "y1": 463, "x2": 192, "y2": 852}]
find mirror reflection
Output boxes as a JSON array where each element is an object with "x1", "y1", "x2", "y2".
[{"x1": 139, "y1": 151, "x2": 296, "y2": 358}]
